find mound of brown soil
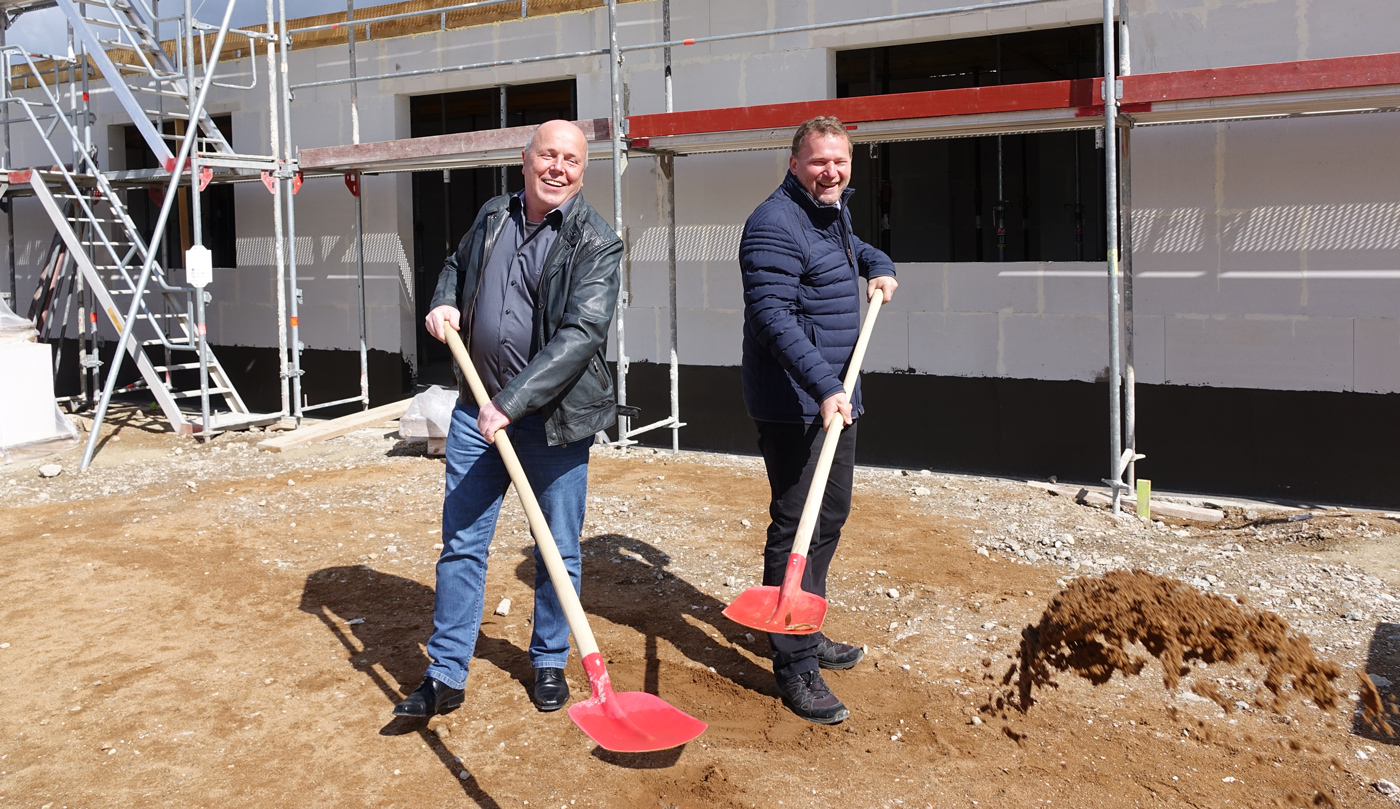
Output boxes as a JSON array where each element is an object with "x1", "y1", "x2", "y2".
[{"x1": 1010, "y1": 570, "x2": 1342, "y2": 712}]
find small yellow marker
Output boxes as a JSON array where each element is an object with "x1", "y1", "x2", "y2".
[{"x1": 1136, "y1": 478, "x2": 1151, "y2": 519}]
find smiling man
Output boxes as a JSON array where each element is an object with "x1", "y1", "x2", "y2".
[
  {"x1": 398, "y1": 119, "x2": 623, "y2": 718},
  {"x1": 737, "y1": 116, "x2": 898, "y2": 724}
]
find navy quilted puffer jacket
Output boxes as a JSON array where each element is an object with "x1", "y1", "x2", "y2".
[{"x1": 739, "y1": 171, "x2": 896, "y2": 424}]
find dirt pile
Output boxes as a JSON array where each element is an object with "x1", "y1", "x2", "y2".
[{"x1": 1010, "y1": 570, "x2": 1342, "y2": 712}]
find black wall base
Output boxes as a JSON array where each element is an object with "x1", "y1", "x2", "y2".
[
  {"x1": 619, "y1": 361, "x2": 1400, "y2": 510},
  {"x1": 48, "y1": 340, "x2": 413, "y2": 420}
]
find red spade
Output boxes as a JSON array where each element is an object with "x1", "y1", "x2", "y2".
[
  {"x1": 443, "y1": 321, "x2": 706, "y2": 752},
  {"x1": 723, "y1": 289, "x2": 886, "y2": 635}
]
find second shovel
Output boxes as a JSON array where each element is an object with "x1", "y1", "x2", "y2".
[{"x1": 723, "y1": 288, "x2": 885, "y2": 634}]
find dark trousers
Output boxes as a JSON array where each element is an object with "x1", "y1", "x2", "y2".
[{"x1": 755, "y1": 418, "x2": 857, "y2": 678}]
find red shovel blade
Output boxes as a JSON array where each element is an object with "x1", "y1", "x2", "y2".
[
  {"x1": 722, "y1": 584, "x2": 828, "y2": 634},
  {"x1": 567, "y1": 653, "x2": 707, "y2": 752},
  {"x1": 721, "y1": 552, "x2": 827, "y2": 634}
]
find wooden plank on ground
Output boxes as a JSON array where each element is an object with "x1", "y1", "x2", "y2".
[
  {"x1": 1027, "y1": 481, "x2": 1225, "y2": 523},
  {"x1": 256, "y1": 399, "x2": 412, "y2": 453}
]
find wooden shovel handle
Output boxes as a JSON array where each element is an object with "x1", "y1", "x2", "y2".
[
  {"x1": 441, "y1": 321, "x2": 601, "y2": 659},
  {"x1": 789, "y1": 289, "x2": 885, "y2": 559}
]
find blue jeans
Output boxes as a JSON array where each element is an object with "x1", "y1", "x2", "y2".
[{"x1": 424, "y1": 402, "x2": 592, "y2": 690}]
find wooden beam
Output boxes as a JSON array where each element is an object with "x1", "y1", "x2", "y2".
[
  {"x1": 298, "y1": 118, "x2": 613, "y2": 173},
  {"x1": 256, "y1": 399, "x2": 412, "y2": 453}
]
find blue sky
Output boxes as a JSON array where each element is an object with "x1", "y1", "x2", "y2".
[{"x1": 7, "y1": 0, "x2": 401, "y2": 55}]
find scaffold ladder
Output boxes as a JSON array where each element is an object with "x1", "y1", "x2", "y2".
[
  {"x1": 18, "y1": 167, "x2": 276, "y2": 437},
  {"x1": 54, "y1": 0, "x2": 235, "y2": 171}
]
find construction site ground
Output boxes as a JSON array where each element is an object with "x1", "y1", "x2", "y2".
[{"x1": 4, "y1": 405, "x2": 1400, "y2": 809}]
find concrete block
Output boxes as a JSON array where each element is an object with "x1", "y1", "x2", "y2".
[
  {"x1": 1303, "y1": 268, "x2": 1400, "y2": 320},
  {"x1": 1025, "y1": 3, "x2": 1070, "y2": 29},
  {"x1": 861, "y1": 309, "x2": 909, "y2": 373},
  {"x1": 0, "y1": 342, "x2": 63, "y2": 448},
  {"x1": 743, "y1": 49, "x2": 830, "y2": 106},
  {"x1": 1000, "y1": 313, "x2": 1109, "y2": 382},
  {"x1": 908, "y1": 311, "x2": 999, "y2": 378},
  {"x1": 985, "y1": 7, "x2": 1029, "y2": 34},
  {"x1": 1040, "y1": 263, "x2": 1112, "y2": 316},
  {"x1": 946, "y1": 263, "x2": 1039, "y2": 314},
  {"x1": 671, "y1": 55, "x2": 746, "y2": 111},
  {"x1": 678, "y1": 308, "x2": 743, "y2": 366},
  {"x1": 1354, "y1": 318, "x2": 1400, "y2": 394},
  {"x1": 1129, "y1": 314, "x2": 1166, "y2": 386},
  {"x1": 626, "y1": 259, "x2": 671, "y2": 309},
  {"x1": 703, "y1": 260, "x2": 745, "y2": 310},
  {"x1": 1162, "y1": 315, "x2": 1354, "y2": 392},
  {"x1": 678, "y1": 153, "x2": 788, "y2": 224},
  {"x1": 949, "y1": 10, "x2": 989, "y2": 37},
  {"x1": 618, "y1": 306, "x2": 659, "y2": 363},
  {"x1": 880, "y1": 264, "x2": 943, "y2": 314}
]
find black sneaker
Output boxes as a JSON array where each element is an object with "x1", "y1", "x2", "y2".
[
  {"x1": 814, "y1": 637, "x2": 865, "y2": 670},
  {"x1": 775, "y1": 670, "x2": 849, "y2": 724}
]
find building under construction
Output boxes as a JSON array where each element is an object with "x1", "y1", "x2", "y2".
[{"x1": 2, "y1": 0, "x2": 1398, "y2": 505}]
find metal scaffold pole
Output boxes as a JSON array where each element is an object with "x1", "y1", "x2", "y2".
[
  {"x1": 606, "y1": 0, "x2": 629, "y2": 444},
  {"x1": 1, "y1": 16, "x2": 12, "y2": 310},
  {"x1": 277, "y1": 0, "x2": 308, "y2": 417},
  {"x1": 662, "y1": 0, "x2": 679, "y2": 453},
  {"x1": 265, "y1": 0, "x2": 290, "y2": 420},
  {"x1": 1102, "y1": 0, "x2": 1124, "y2": 512},
  {"x1": 1118, "y1": 20, "x2": 1139, "y2": 496},
  {"x1": 346, "y1": 0, "x2": 368, "y2": 411},
  {"x1": 185, "y1": 0, "x2": 211, "y2": 440},
  {"x1": 661, "y1": 154, "x2": 679, "y2": 452}
]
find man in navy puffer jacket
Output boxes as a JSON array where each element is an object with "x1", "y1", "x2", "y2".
[{"x1": 739, "y1": 116, "x2": 897, "y2": 724}]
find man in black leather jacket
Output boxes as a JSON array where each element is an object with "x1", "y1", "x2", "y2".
[{"x1": 394, "y1": 119, "x2": 623, "y2": 718}]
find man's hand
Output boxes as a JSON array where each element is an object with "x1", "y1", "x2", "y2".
[
  {"x1": 477, "y1": 401, "x2": 512, "y2": 443},
  {"x1": 426, "y1": 305, "x2": 461, "y2": 342},
  {"x1": 819, "y1": 391, "x2": 853, "y2": 429},
  {"x1": 867, "y1": 275, "x2": 898, "y2": 304}
]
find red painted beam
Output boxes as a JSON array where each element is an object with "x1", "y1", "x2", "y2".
[
  {"x1": 626, "y1": 52, "x2": 1400, "y2": 141},
  {"x1": 1121, "y1": 51, "x2": 1400, "y2": 104},
  {"x1": 627, "y1": 79, "x2": 1098, "y2": 139}
]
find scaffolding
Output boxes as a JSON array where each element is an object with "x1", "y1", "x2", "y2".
[{"x1": 5, "y1": 0, "x2": 1400, "y2": 497}]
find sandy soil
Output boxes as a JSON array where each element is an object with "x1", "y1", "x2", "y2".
[{"x1": 4, "y1": 406, "x2": 1400, "y2": 808}]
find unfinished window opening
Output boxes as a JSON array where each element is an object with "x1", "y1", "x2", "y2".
[
  {"x1": 837, "y1": 27, "x2": 1108, "y2": 262},
  {"x1": 408, "y1": 79, "x2": 577, "y2": 378},
  {"x1": 123, "y1": 114, "x2": 237, "y2": 270}
]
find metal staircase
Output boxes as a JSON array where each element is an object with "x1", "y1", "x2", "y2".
[
  {"x1": 1, "y1": 0, "x2": 281, "y2": 467},
  {"x1": 54, "y1": 0, "x2": 236, "y2": 171},
  {"x1": 19, "y1": 167, "x2": 277, "y2": 437}
]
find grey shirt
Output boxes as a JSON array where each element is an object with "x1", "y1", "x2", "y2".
[{"x1": 470, "y1": 191, "x2": 576, "y2": 399}]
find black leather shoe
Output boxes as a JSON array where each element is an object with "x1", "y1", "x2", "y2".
[
  {"x1": 775, "y1": 670, "x2": 849, "y2": 724},
  {"x1": 532, "y1": 667, "x2": 570, "y2": 712},
  {"x1": 393, "y1": 676, "x2": 464, "y2": 717},
  {"x1": 815, "y1": 636, "x2": 865, "y2": 670}
]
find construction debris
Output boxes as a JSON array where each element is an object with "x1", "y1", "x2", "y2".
[{"x1": 1028, "y1": 481, "x2": 1225, "y2": 523}]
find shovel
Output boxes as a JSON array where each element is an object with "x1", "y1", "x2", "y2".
[
  {"x1": 722, "y1": 288, "x2": 885, "y2": 635},
  {"x1": 441, "y1": 321, "x2": 706, "y2": 752}
]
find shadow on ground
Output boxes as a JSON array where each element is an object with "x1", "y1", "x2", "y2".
[
  {"x1": 300, "y1": 564, "x2": 504, "y2": 807},
  {"x1": 513, "y1": 532, "x2": 777, "y2": 699},
  {"x1": 1353, "y1": 620, "x2": 1400, "y2": 745}
]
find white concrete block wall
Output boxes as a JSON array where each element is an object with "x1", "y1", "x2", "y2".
[{"x1": 5, "y1": 0, "x2": 1400, "y2": 401}]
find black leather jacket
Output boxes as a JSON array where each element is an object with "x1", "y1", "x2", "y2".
[{"x1": 429, "y1": 192, "x2": 623, "y2": 446}]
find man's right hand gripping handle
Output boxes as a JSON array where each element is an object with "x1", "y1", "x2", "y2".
[{"x1": 426, "y1": 305, "x2": 461, "y2": 343}]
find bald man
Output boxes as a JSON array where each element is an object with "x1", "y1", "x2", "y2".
[{"x1": 397, "y1": 120, "x2": 624, "y2": 718}]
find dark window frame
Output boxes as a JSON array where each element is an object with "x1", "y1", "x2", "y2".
[{"x1": 836, "y1": 26, "x2": 1109, "y2": 263}]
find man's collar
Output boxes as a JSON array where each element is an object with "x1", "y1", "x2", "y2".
[{"x1": 513, "y1": 190, "x2": 578, "y2": 225}]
